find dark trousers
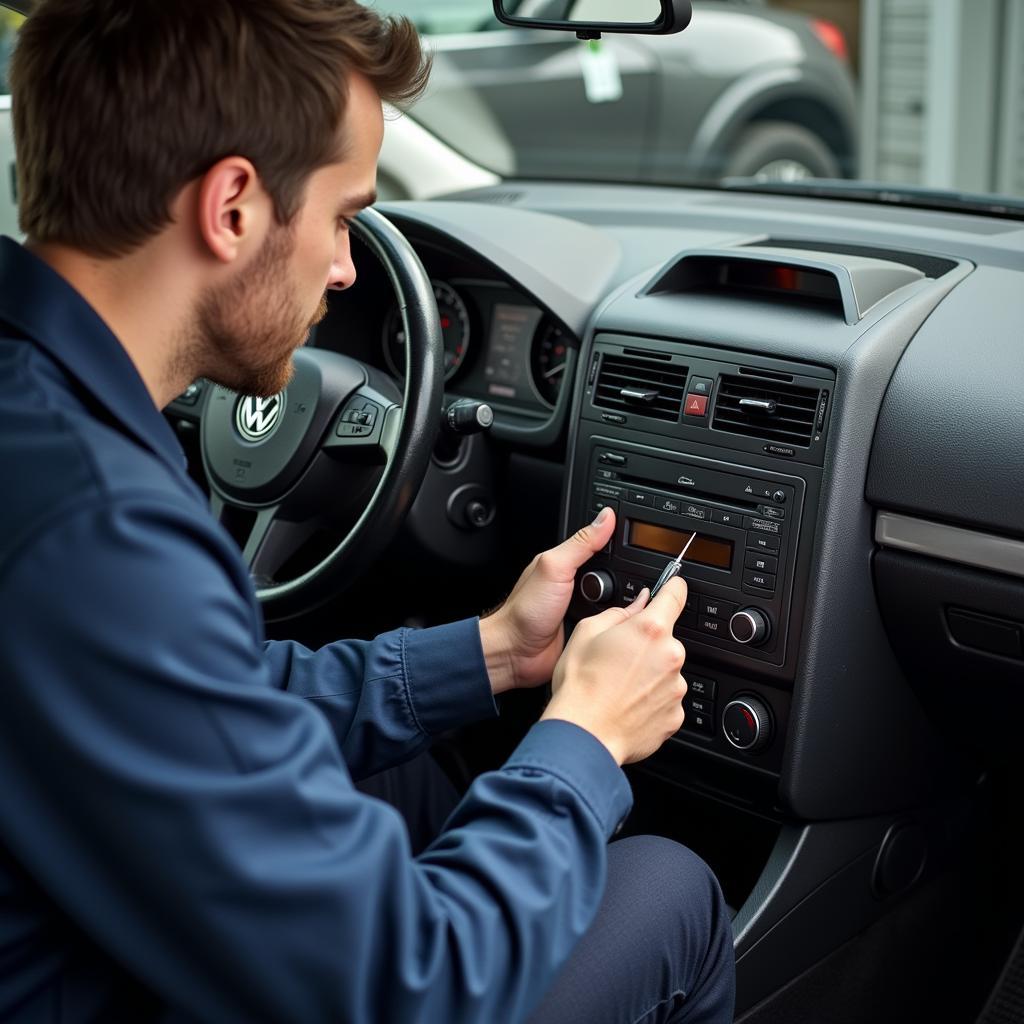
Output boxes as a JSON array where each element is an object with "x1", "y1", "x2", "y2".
[{"x1": 358, "y1": 753, "x2": 736, "y2": 1024}]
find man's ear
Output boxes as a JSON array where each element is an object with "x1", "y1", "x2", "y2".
[{"x1": 196, "y1": 157, "x2": 271, "y2": 264}]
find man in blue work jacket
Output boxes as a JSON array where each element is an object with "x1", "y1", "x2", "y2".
[{"x1": 0, "y1": 1, "x2": 734, "y2": 1021}]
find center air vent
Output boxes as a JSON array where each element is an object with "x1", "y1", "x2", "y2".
[
  {"x1": 594, "y1": 354, "x2": 690, "y2": 423},
  {"x1": 712, "y1": 374, "x2": 820, "y2": 446}
]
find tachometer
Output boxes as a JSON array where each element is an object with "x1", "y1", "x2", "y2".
[
  {"x1": 384, "y1": 280, "x2": 471, "y2": 381},
  {"x1": 530, "y1": 321, "x2": 570, "y2": 407}
]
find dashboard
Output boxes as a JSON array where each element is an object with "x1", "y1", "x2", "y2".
[
  {"x1": 340, "y1": 186, "x2": 1024, "y2": 827},
  {"x1": 313, "y1": 237, "x2": 576, "y2": 424}
]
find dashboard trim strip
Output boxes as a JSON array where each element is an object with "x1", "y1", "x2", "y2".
[{"x1": 875, "y1": 511, "x2": 1024, "y2": 579}]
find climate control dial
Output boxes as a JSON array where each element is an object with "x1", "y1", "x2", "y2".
[{"x1": 723, "y1": 696, "x2": 773, "y2": 753}]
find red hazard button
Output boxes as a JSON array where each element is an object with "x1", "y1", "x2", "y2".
[{"x1": 684, "y1": 394, "x2": 709, "y2": 417}]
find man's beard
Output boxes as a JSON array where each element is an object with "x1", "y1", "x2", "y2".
[{"x1": 192, "y1": 226, "x2": 329, "y2": 399}]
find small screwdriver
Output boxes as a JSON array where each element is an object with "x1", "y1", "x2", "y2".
[{"x1": 648, "y1": 532, "x2": 697, "y2": 601}]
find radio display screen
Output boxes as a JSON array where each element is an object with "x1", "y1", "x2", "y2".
[{"x1": 628, "y1": 521, "x2": 734, "y2": 570}]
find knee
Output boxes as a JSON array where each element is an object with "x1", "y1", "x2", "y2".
[{"x1": 609, "y1": 835, "x2": 732, "y2": 944}]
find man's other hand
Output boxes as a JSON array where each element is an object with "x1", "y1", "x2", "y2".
[
  {"x1": 544, "y1": 576, "x2": 688, "y2": 765},
  {"x1": 479, "y1": 506, "x2": 617, "y2": 695}
]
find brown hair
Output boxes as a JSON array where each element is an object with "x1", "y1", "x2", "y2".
[{"x1": 9, "y1": 0, "x2": 429, "y2": 256}]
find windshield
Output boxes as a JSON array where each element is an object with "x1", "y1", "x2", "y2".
[{"x1": 373, "y1": 0, "x2": 1024, "y2": 210}]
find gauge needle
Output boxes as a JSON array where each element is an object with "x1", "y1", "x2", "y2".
[
  {"x1": 543, "y1": 364, "x2": 566, "y2": 380},
  {"x1": 648, "y1": 532, "x2": 698, "y2": 601}
]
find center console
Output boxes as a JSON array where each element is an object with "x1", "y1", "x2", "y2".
[{"x1": 565, "y1": 333, "x2": 834, "y2": 777}]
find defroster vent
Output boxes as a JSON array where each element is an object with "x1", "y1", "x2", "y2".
[
  {"x1": 712, "y1": 374, "x2": 820, "y2": 446},
  {"x1": 593, "y1": 353, "x2": 689, "y2": 423}
]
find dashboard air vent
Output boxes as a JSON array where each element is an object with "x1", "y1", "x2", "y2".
[
  {"x1": 712, "y1": 374, "x2": 820, "y2": 446},
  {"x1": 594, "y1": 354, "x2": 689, "y2": 423}
]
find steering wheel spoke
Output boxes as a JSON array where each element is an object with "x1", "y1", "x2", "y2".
[{"x1": 211, "y1": 496, "x2": 319, "y2": 587}]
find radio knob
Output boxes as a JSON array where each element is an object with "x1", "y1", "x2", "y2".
[
  {"x1": 580, "y1": 570, "x2": 614, "y2": 604},
  {"x1": 723, "y1": 695, "x2": 773, "y2": 753},
  {"x1": 729, "y1": 608, "x2": 771, "y2": 646}
]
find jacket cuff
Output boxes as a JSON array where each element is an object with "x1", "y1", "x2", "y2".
[
  {"x1": 403, "y1": 617, "x2": 498, "y2": 737},
  {"x1": 502, "y1": 719, "x2": 634, "y2": 839}
]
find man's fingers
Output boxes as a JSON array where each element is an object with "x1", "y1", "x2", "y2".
[
  {"x1": 573, "y1": 588, "x2": 645, "y2": 636},
  {"x1": 643, "y1": 576, "x2": 688, "y2": 628},
  {"x1": 621, "y1": 587, "x2": 649, "y2": 617},
  {"x1": 541, "y1": 507, "x2": 618, "y2": 580}
]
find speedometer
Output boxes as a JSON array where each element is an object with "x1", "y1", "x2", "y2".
[
  {"x1": 530, "y1": 321, "x2": 570, "y2": 407},
  {"x1": 383, "y1": 280, "x2": 471, "y2": 381}
]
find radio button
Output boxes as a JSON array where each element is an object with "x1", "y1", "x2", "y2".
[
  {"x1": 744, "y1": 516, "x2": 782, "y2": 534},
  {"x1": 625, "y1": 488, "x2": 655, "y2": 507},
  {"x1": 757, "y1": 505, "x2": 786, "y2": 521},
  {"x1": 700, "y1": 597, "x2": 738, "y2": 621},
  {"x1": 743, "y1": 569, "x2": 777, "y2": 592},
  {"x1": 595, "y1": 468, "x2": 618, "y2": 481},
  {"x1": 698, "y1": 616, "x2": 728, "y2": 636},
  {"x1": 620, "y1": 577, "x2": 648, "y2": 605},
  {"x1": 687, "y1": 676, "x2": 717, "y2": 700},
  {"x1": 711, "y1": 508, "x2": 742, "y2": 527},
  {"x1": 746, "y1": 532, "x2": 781, "y2": 553},
  {"x1": 657, "y1": 497, "x2": 681, "y2": 514},
  {"x1": 744, "y1": 551, "x2": 778, "y2": 574},
  {"x1": 593, "y1": 483, "x2": 624, "y2": 499},
  {"x1": 743, "y1": 482, "x2": 775, "y2": 500},
  {"x1": 680, "y1": 503, "x2": 708, "y2": 521},
  {"x1": 685, "y1": 591, "x2": 700, "y2": 612}
]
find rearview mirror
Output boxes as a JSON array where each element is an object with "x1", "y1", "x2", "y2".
[{"x1": 492, "y1": 0, "x2": 692, "y2": 37}]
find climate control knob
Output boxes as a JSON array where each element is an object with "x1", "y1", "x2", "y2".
[
  {"x1": 580, "y1": 570, "x2": 614, "y2": 604},
  {"x1": 723, "y1": 696, "x2": 773, "y2": 753},
  {"x1": 729, "y1": 607, "x2": 771, "y2": 646}
]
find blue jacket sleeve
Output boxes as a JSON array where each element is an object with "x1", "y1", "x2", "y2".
[
  {"x1": 0, "y1": 495, "x2": 633, "y2": 1024},
  {"x1": 263, "y1": 617, "x2": 499, "y2": 781}
]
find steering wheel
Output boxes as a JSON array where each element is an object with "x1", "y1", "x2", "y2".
[{"x1": 198, "y1": 208, "x2": 444, "y2": 620}]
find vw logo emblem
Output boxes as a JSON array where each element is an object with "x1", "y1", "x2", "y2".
[{"x1": 235, "y1": 392, "x2": 286, "y2": 443}]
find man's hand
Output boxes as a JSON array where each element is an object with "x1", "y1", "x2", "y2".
[
  {"x1": 478, "y1": 506, "x2": 617, "y2": 695},
  {"x1": 543, "y1": 576, "x2": 689, "y2": 765}
]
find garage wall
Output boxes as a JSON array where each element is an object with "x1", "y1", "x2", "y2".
[
  {"x1": 997, "y1": 0, "x2": 1024, "y2": 195},
  {"x1": 861, "y1": 0, "x2": 1019, "y2": 196},
  {"x1": 860, "y1": 0, "x2": 928, "y2": 184}
]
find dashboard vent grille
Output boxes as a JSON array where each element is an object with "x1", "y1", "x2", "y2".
[
  {"x1": 594, "y1": 354, "x2": 689, "y2": 422},
  {"x1": 712, "y1": 374, "x2": 820, "y2": 446}
]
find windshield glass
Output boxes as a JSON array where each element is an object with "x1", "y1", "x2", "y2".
[{"x1": 372, "y1": 0, "x2": 1024, "y2": 209}]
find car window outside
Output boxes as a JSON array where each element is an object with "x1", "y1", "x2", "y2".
[
  {"x1": 375, "y1": 0, "x2": 1024, "y2": 206},
  {"x1": 0, "y1": 9, "x2": 23, "y2": 95}
]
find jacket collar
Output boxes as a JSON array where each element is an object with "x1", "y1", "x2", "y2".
[{"x1": 0, "y1": 236, "x2": 186, "y2": 473}]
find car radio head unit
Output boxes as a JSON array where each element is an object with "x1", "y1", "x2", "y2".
[{"x1": 573, "y1": 442, "x2": 805, "y2": 668}]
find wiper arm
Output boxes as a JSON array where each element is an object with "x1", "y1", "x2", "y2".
[{"x1": 718, "y1": 177, "x2": 1024, "y2": 220}]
